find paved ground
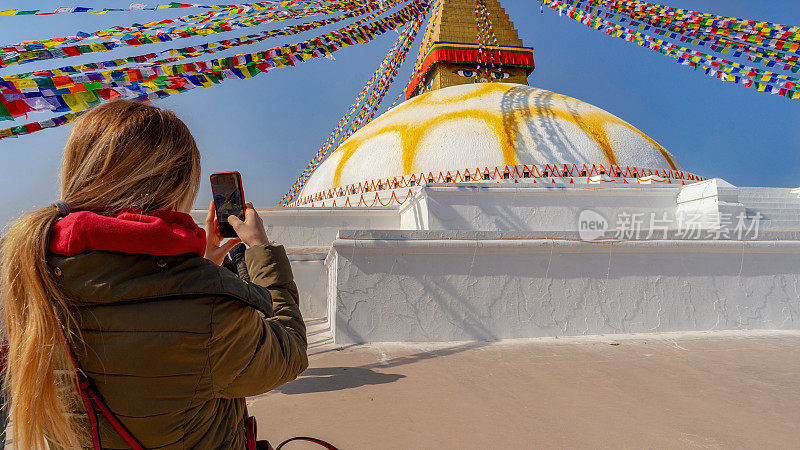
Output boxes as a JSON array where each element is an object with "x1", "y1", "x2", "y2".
[{"x1": 249, "y1": 329, "x2": 800, "y2": 449}]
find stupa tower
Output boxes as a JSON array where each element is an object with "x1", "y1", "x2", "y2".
[
  {"x1": 294, "y1": 0, "x2": 686, "y2": 207},
  {"x1": 405, "y1": 0, "x2": 535, "y2": 98}
]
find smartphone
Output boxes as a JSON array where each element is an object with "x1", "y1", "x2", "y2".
[{"x1": 210, "y1": 171, "x2": 245, "y2": 238}]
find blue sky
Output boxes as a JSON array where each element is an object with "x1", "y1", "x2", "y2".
[{"x1": 0, "y1": 0, "x2": 798, "y2": 227}]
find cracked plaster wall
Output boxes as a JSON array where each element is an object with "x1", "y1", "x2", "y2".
[{"x1": 330, "y1": 239, "x2": 800, "y2": 343}]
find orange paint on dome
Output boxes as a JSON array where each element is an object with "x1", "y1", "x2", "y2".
[
  {"x1": 404, "y1": 109, "x2": 518, "y2": 173},
  {"x1": 326, "y1": 85, "x2": 676, "y2": 189}
]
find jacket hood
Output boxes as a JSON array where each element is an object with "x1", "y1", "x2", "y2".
[{"x1": 50, "y1": 210, "x2": 206, "y2": 257}]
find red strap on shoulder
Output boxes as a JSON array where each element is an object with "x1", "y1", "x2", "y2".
[
  {"x1": 77, "y1": 378, "x2": 102, "y2": 449},
  {"x1": 57, "y1": 320, "x2": 144, "y2": 450},
  {"x1": 85, "y1": 387, "x2": 144, "y2": 450}
]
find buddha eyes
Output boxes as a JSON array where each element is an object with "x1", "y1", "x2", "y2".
[
  {"x1": 454, "y1": 69, "x2": 510, "y2": 79},
  {"x1": 455, "y1": 69, "x2": 476, "y2": 78}
]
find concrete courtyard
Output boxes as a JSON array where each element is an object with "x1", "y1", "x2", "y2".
[{"x1": 250, "y1": 327, "x2": 800, "y2": 449}]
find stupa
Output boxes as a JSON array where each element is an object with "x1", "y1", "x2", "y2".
[
  {"x1": 195, "y1": 0, "x2": 800, "y2": 344},
  {"x1": 292, "y1": 0, "x2": 702, "y2": 208}
]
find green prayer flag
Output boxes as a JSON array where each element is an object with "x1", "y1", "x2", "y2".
[
  {"x1": 0, "y1": 103, "x2": 12, "y2": 120},
  {"x1": 34, "y1": 77, "x2": 56, "y2": 89}
]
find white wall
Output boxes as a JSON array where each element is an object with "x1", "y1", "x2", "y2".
[
  {"x1": 193, "y1": 181, "x2": 800, "y2": 344},
  {"x1": 400, "y1": 183, "x2": 682, "y2": 232},
  {"x1": 190, "y1": 208, "x2": 397, "y2": 321},
  {"x1": 191, "y1": 208, "x2": 400, "y2": 248},
  {"x1": 329, "y1": 232, "x2": 800, "y2": 343},
  {"x1": 288, "y1": 257, "x2": 328, "y2": 319}
]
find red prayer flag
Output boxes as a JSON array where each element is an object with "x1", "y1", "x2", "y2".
[{"x1": 25, "y1": 122, "x2": 43, "y2": 133}]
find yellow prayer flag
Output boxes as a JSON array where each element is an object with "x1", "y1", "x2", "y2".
[
  {"x1": 17, "y1": 52, "x2": 38, "y2": 61},
  {"x1": 62, "y1": 93, "x2": 89, "y2": 112},
  {"x1": 77, "y1": 91, "x2": 98, "y2": 103},
  {"x1": 14, "y1": 79, "x2": 37, "y2": 89},
  {"x1": 0, "y1": 10, "x2": 20, "y2": 16}
]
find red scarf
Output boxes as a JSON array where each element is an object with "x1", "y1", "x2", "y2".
[{"x1": 50, "y1": 210, "x2": 206, "y2": 257}]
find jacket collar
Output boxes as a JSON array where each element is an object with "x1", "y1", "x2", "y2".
[{"x1": 47, "y1": 251, "x2": 272, "y2": 317}]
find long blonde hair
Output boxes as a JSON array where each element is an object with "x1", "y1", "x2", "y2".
[{"x1": 1, "y1": 100, "x2": 201, "y2": 449}]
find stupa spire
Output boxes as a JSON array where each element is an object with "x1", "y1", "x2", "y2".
[{"x1": 406, "y1": 0, "x2": 535, "y2": 99}]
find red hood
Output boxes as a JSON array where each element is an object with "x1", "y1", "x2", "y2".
[{"x1": 50, "y1": 210, "x2": 206, "y2": 257}]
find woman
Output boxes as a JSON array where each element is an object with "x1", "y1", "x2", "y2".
[{"x1": 0, "y1": 100, "x2": 308, "y2": 449}]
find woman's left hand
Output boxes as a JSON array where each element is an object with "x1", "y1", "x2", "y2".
[{"x1": 204, "y1": 201, "x2": 242, "y2": 266}]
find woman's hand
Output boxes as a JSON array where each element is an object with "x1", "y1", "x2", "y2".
[
  {"x1": 227, "y1": 202, "x2": 269, "y2": 247},
  {"x1": 204, "y1": 200, "x2": 242, "y2": 266}
]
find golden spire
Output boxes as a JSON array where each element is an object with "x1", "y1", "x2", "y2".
[{"x1": 406, "y1": 0, "x2": 535, "y2": 99}]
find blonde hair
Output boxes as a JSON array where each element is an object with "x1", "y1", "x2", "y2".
[{"x1": 1, "y1": 100, "x2": 200, "y2": 449}]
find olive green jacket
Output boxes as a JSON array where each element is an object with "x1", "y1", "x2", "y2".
[{"x1": 47, "y1": 245, "x2": 308, "y2": 449}]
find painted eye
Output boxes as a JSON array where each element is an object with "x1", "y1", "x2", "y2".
[
  {"x1": 491, "y1": 72, "x2": 511, "y2": 79},
  {"x1": 455, "y1": 69, "x2": 476, "y2": 78}
]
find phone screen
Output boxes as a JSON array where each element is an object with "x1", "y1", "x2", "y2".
[{"x1": 210, "y1": 172, "x2": 244, "y2": 238}]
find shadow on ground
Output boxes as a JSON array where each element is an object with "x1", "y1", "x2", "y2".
[
  {"x1": 277, "y1": 341, "x2": 491, "y2": 395},
  {"x1": 275, "y1": 366, "x2": 405, "y2": 395}
]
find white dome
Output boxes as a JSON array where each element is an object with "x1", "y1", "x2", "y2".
[{"x1": 299, "y1": 83, "x2": 684, "y2": 199}]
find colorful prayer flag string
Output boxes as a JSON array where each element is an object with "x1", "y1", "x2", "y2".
[
  {"x1": 0, "y1": 0, "x2": 430, "y2": 136},
  {"x1": 599, "y1": 0, "x2": 800, "y2": 43},
  {"x1": 562, "y1": 0, "x2": 799, "y2": 82},
  {"x1": 586, "y1": 0, "x2": 799, "y2": 69},
  {"x1": 0, "y1": 2, "x2": 300, "y2": 17},
  {"x1": 0, "y1": 1, "x2": 370, "y2": 67},
  {"x1": 537, "y1": 0, "x2": 800, "y2": 100},
  {"x1": 279, "y1": 1, "x2": 432, "y2": 206},
  {"x1": 1, "y1": 0, "x2": 408, "y2": 82}
]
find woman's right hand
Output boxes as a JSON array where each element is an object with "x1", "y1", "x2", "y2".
[{"x1": 227, "y1": 202, "x2": 270, "y2": 247}]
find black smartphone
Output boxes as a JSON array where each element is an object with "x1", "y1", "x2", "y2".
[{"x1": 210, "y1": 171, "x2": 245, "y2": 238}]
